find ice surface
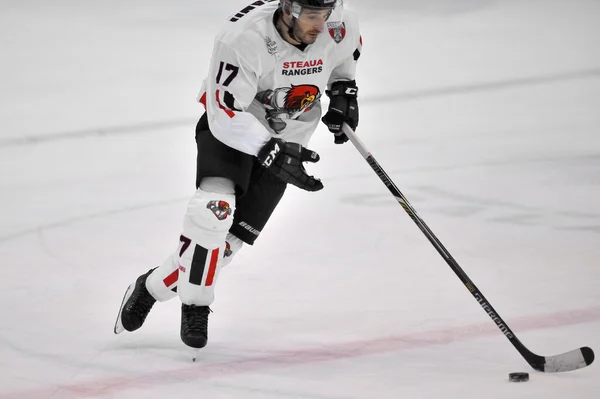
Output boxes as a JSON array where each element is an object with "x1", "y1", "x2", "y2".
[{"x1": 1, "y1": 0, "x2": 599, "y2": 398}]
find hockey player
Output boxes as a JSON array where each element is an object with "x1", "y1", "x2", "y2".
[{"x1": 114, "y1": 0, "x2": 362, "y2": 350}]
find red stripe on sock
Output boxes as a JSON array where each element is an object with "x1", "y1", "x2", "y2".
[
  {"x1": 205, "y1": 248, "x2": 219, "y2": 286},
  {"x1": 163, "y1": 269, "x2": 179, "y2": 287}
]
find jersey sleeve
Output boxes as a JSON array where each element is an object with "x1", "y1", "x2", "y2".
[
  {"x1": 197, "y1": 39, "x2": 271, "y2": 157},
  {"x1": 328, "y1": 16, "x2": 362, "y2": 85}
]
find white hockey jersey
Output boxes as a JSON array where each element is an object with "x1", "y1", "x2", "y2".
[{"x1": 197, "y1": 0, "x2": 362, "y2": 157}]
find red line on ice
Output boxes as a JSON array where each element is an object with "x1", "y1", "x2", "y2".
[{"x1": 2, "y1": 306, "x2": 599, "y2": 399}]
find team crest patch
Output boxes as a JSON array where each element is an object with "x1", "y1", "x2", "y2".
[
  {"x1": 206, "y1": 200, "x2": 233, "y2": 220},
  {"x1": 328, "y1": 22, "x2": 346, "y2": 44},
  {"x1": 255, "y1": 84, "x2": 321, "y2": 133}
]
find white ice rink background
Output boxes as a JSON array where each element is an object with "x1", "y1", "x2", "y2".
[{"x1": 1, "y1": 0, "x2": 599, "y2": 398}]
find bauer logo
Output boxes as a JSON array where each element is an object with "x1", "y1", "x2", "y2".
[
  {"x1": 206, "y1": 200, "x2": 233, "y2": 220},
  {"x1": 239, "y1": 221, "x2": 260, "y2": 236}
]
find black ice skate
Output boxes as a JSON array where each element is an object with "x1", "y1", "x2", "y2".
[
  {"x1": 180, "y1": 304, "x2": 211, "y2": 349},
  {"x1": 114, "y1": 268, "x2": 157, "y2": 334}
]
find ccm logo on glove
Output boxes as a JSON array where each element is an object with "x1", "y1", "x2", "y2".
[
  {"x1": 257, "y1": 138, "x2": 323, "y2": 192},
  {"x1": 262, "y1": 143, "x2": 280, "y2": 167}
]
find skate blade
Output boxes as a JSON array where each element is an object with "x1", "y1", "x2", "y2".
[
  {"x1": 113, "y1": 283, "x2": 135, "y2": 334},
  {"x1": 188, "y1": 347, "x2": 201, "y2": 362}
]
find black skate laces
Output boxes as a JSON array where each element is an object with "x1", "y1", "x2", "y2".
[
  {"x1": 125, "y1": 283, "x2": 156, "y2": 320},
  {"x1": 181, "y1": 305, "x2": 211, "y2": 334}
]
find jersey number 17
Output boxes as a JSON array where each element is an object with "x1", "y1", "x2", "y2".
[{"x1": 216, "y1": 62, "x2": 239, "y2": 86}]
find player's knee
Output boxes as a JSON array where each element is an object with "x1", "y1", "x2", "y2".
[
  {"x1": 183, "y1": 185, "x2": 235, "y2": 249},
  {"x1": 221, "y1": 233, "x2": 244, "y2": 268}
]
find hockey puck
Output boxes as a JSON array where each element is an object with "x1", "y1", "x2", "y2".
[{"x1": 508, "y1": 372, "x2": 529, "y2": 382}]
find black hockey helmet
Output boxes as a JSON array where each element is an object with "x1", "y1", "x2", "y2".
[
  {"x1": 280, "y1": 0, "x2": 341, "y2": 20},
  {"x1": 293, "y1": 0, "x2": 337, "y2": 7},
  {"x1": 279, "y1": 0, "x2": 342, "y2": 44}
]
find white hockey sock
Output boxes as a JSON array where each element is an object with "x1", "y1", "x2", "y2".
[{"x1": 178, "y1": 178, "x2": 236, "y2": 306}]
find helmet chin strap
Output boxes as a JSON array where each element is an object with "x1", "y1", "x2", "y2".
[{"x1": 281, "y1": 14, "x2": 302, "y2": 43}]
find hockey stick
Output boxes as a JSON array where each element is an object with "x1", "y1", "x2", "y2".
[{"x1": 341, "y1": 123, "x2": 595, "y2": 372}]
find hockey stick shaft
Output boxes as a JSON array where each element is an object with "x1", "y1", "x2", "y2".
[{"x1": 341, "y1": 123, "x2": 594, "y2": 372}]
